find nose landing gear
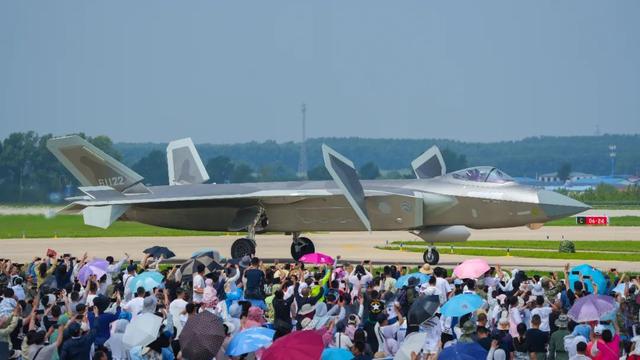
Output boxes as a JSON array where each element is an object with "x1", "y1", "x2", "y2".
[
  {"x1": 290, "y1": 233, "x2": 315, "y2": 261},
  {"x1": 423, "y1": 246, "x2": 440, "y2": 265}
]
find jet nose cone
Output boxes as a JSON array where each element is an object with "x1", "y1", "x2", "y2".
[{"x1": 537, "y1": 190, "x2": 591, "y2": 220}]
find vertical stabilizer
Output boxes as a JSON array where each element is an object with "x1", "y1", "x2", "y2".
[
  {"x1": 46, "y1": 135, "x2": 145, "y2": 192},
  {"x1": 167, "y1": 138, "x2": 210, "y2": 185},
  {"x1": 322, "y1": 144, "x2": 371, "y2": 232}
]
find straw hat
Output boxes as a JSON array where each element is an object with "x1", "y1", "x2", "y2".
[{"x1": 420, "y1": 264, "x2": 433, "y2": 275}]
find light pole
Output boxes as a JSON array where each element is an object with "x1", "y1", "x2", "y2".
[{"x1": 608, "y1": 144, "x2": 616, "y2": 176}]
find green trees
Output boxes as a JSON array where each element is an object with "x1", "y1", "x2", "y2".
[
  {"x1": 557, "y1": 163, "x2": 572, "y2": 182},
  {"x1": 359, "y1": 162, "x2": 381, "y2": 180},
  {"x1": 132, "y1": 150, "x2": 168, "y2": 186}
]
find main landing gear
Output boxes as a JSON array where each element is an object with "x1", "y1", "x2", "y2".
[
  {"x1": 423, "y1": 246, "x2": 440, "y2": 265},
  {"x1": 290, "y1": 232, "x2": 315, "y2": 261}
]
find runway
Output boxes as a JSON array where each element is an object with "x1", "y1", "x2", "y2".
[{"x1": 3, "y1": 226, "x2": 640, "y2": 271}]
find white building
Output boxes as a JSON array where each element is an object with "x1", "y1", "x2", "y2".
[{"x1": 537, "y1": 171, "x2": 596, "y2": 183}]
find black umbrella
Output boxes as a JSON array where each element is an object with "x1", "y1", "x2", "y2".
[
  {"x1": 143, "y1": 246, "x2": 176, "y2": 259},
  {"x1": 179, "y1": 311, "x2": 225, "y2": 360},
  {"x1": 178, "y1": 255, "x2": 223, "y2": 283},
  {"x1": 407, "y1": 294, "x2": 440, "y2": 334}
]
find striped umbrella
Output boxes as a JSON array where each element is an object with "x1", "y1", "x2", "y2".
[
  {"x1": 177, "y1": 255, "x2": 223, "y2": 283},
  {"x1": 179, "y1": 311, "x2": 225, "y2": 360}
]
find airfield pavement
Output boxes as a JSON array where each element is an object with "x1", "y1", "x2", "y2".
[{"x1": 3, "y1": 225, "x2": 640, "y2": 271}]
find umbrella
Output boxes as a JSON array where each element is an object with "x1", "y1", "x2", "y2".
[
  {"x1": 77, "y1": 259, "x2": 109, "y2": 285},
  {"x1": 321, "y1": 348, "x2": 353, "y2": 360},
  {"x1": 611, "y1": 283, "x2": 626, "y2": 294},
  {"x1": 143, "y1": 246, "x2": 176, "y2": 259},
  {"x1": 439, "y1": 342, "x2": 488, "y2": 360},
  {"x1": 299, "y1": 252, "x2": 334, "y2": 265},
  {"x1": 123, "y1": 313, "x2": 163, "y2": 348},
  {"x1": 440, "y1": 293, "x2": 484, "y2": 318},
  {"x1": 568, "y1": 264, "x2": 607, "y2": 295},
  {"x1": 396, "y1": 272, "x2": 431, "y2": 288},
  {"x1": 453, "y1": 259, "x2": 490, "y2": 279},
  {"x1": 567, "y1": 294, "x2": 616, "y2": 322},
  {"x1": 261, "y1": 330, "x2": 324, "y2": 360},
  {"x1": 395, "y1": 332, "x2": 427, "y2": 360},
  {"x1": 226, "y1": 327, "x2": 275, "y2": 356},
  {"x1": 180, "y1": 311, "x2": 226, "y2": 360},
  {"x1": 178, "y1": 255, "x2": 223, "y2": 283},
  {"x1": 129, "y1": 271, "x2": 165, "y2": 292},
  {"x1": 408, "y1": 295, "x2": 440, "y2": 329},
  {"x1": 191, "y1": 248, "x2": 221, "y2": 261}
]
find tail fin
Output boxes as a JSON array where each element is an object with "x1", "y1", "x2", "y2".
[
  {"x1": 411, "y1": 145, "x2": 446, "y2": 179},
  {"x1": 46, "y1": 135, "x2": 145, "y2": 192},
  {"x1": 166, "y1": 138, "x2": 209, "y2": 185}
]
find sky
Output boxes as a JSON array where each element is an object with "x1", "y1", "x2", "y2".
[{"x1": 1, "y1": 1, "x2": 639, "y2": 144}]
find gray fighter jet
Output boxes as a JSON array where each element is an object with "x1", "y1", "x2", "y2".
[{"x1": 47, "y1": 135, "x2": 589, "y2": 264}]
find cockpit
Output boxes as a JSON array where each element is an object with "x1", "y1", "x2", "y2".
[{"x1": 449, "y1": 166, "x2": 514, "y2": 184}]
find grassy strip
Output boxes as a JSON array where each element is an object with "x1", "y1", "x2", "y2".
[
  {"x1": 389, "y1": 240, "x2": 640, "y2": 253},
  {"x1": 0, "y1": 215, "x2": 231, "y2": 239},
  {"x1": 377, "y1": 246, "x2": 640, "y2": 262},
  {"x1": 546, "y1": 216, "x2": 640, "y2": 226}
]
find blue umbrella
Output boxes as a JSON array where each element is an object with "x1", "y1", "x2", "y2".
[
  {"x1": 396, "y1": 272, "x2": 431, "y2": 288},
  {"x1": 129, "y1": 271, "x2": 164, "y2": 292},
  {"x1": 439, "y1": 342, "x2": 487, "y2": 360},
  {"x1": 440, "y1": 293, "x2": 484, "y2": 318},
  {"x1": 321, "y1": 348, "x2": 353, "y2": 360},
  {"x1": 226, "y1": 327, "x2": 275, "y2": 356},
  {"x1": 611, "y1": 283, "x2": 626, "y2": 294},
  {"x1": 568, "y1": 264, "x2": 607, "y2": 295}
]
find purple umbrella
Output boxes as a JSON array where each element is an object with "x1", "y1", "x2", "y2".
[
  {"x1": 77, "y1": 259, "x2": 109, "y2": 285},
  {"x1": 568, "y1": 294, "x2": 616, "y2": 322}
]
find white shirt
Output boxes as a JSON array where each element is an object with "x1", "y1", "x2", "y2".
[
  {"x1": 169, "y1": 298, "x2": 188, "y2": 336},
  {"x1": 530, "y1": 306, "x2": 553, "y2": 332},
  {"x1": 122, "y1": 272, "x2": 136, "y2": 301},
  {"x1": 420, "y1": 284, "x2": 441, "y2": 297},
  {"x1": 192, "y1": 274, "x2": 205, "y2": 303},
  {"x1": 333, "y1": 333, "x2": 353, "y2": 350},
  {"x1": 123, "y1": 296, "x2": 144, "y2": 318},
  {"x1": 435, "y1": 277, "x2": 451, "y2": 304},
  {"x1": 564, "y1": 335, "x2": 587, "y2": 358}
]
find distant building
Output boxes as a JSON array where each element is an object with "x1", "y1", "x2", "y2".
[{"x1": 537, "y1": 172, "x2": 596, "y2": 183}]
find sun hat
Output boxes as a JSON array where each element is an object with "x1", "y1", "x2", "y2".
[
  {"x1": 420, "y1": 264, "x2": 434, "y2": 275},
  {"x1": 298, "y1": 303, "x2": 316, "y2": 315},
  {"x1": 531, "y1": 284, "x2": 545, "y2": 297},
  {"x1": 554, "y1": 314, "x2": 569, "y2": 328}
]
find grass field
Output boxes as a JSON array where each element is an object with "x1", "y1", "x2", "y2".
[
  {"x1": 0, "y1": 215, "x2": 231, "y2": 239},
  {"x1": 389, "y1": 240, "x2": 640, "y2": 253},
  {"x1": 376, "y1": 245, "x2": 640, "y2": 262},
  {"x1": 545, "y1": 216, "x2": 640, "y2": 226}
]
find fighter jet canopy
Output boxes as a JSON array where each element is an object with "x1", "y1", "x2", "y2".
[{"x1": 449, "y1": 166, "x2": 514, "y2": 183}]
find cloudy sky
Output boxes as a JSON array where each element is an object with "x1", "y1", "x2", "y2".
[{"x1": 1, "y1": 1, "x2": 638, "y2": 143}]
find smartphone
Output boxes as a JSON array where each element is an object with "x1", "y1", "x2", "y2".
[
  {"x1": 110, "y1": 298, "x2": 117, "y2": 303},
  {"x1": 36, "y1": 309, "x2": 44, "y2": 315},
  {"x1": 610, "y1": 268, "x2": 617, "y2": 272},
  {"x1": 364, "y1": 260, "x2": 370, "y2": 264},
  {"x1": 583, "y1": 275, "x2": 591, "y2": 280},
  {"x1": 571, "y1": 271, "x2": 580, "y2": 276},
  {"x1": 57, "y1": 301, "x2": 65, "y2": 307}
]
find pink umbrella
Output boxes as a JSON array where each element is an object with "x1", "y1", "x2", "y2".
[
  {"x1": 453, "y1": 258, "x2": 490, "y2": 279},
  {"x1": 299, "y1": 252, "x2": 334, "y2": 265},
  {"x1": 77, "y1": 259, "x2": 108, "y2": 285},
  {"x1": 261, "y1": 330, "x2": 324, "y2": 360}
]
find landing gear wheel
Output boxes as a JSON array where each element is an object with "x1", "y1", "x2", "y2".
[
  {"x1": 424, "y1": 248, "x2": 440, "y2": 265},
  {"x1": 231, "y1": 238, "x2": 255, "y2": 259},
  {"x1": 291, "y1": 236, "x2": 315, "y2": 261}
]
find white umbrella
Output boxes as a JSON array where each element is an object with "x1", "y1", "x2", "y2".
[
  {"x1": 123, "y1": 313, "x2": 163, "y2": 348},
  {"x1": 394, "y1": 332, "x2": 427, "y2": 360}
]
